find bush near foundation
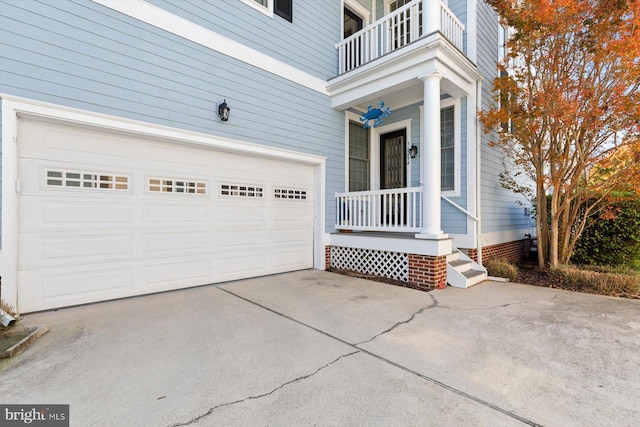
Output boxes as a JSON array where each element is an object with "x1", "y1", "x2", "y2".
[
  {"x1": 485, "y1": 257, "x2": 518, "y2": 281},
  {"x1": 549, "y1": 265, "x2": 640, "y2": 298},
  {"x1": 573, "y1": 199, "x2": 640, "y2": 268}
]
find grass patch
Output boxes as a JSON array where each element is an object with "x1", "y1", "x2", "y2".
[
  {"x1": 549, "y1": 265, "x2": 640, "y2": 298},
  {"x1": 485, "y1": 257, "x2": 518, "y2": 281}
]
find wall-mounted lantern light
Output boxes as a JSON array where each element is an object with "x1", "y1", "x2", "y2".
[
  {"x1": 217, "y1": 100, "x2": 231, "y2": 121},
  {"x1": 409, "y1": 145, "x2": 418, "y2": 158}
]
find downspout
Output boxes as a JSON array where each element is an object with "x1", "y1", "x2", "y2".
[
  {"x1": 0, "y1": 309, "x2": 16, "y2": 327},
  {"x1": 476, "y1": 79, "x2": 483, "y2": 265}
]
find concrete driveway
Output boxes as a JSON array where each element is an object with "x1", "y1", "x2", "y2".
[{"x1": 1, "y1": 270, "x2": 639, "y2": 426}]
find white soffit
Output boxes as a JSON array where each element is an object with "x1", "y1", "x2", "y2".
[{"x1": 91, "y1": 0, "x2": 329, "y2": 95}]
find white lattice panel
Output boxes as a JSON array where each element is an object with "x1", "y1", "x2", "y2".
[{"x1": 331, "y1": 246, "x2": 408, "y2": 282}]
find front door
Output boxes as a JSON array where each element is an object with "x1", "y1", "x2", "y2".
[
  {"x1": 380, "y1": 129, "x2": 406, "y2": 225},
  {"x1": 380, "y1": 129, "x2": 406, "y2": 189}
]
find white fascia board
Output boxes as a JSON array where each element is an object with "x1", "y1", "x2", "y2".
[
  {"x1": 328, "y1": 35, "x2": 481, "y2": 92},
  {"x1": 328, "y1": 38, "x2": 481, "y2": 110},
  {"x1": 91, "y1": 0, "x2": 329, "y2": 95},
  {"x1": 329, "y1": 233, "x2": 453, "y2": 257}
]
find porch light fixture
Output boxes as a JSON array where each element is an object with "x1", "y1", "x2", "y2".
[
  {"x1": 409, "y1": 145, "x2": 418, "y2": 158},
  {"x1": 217, "y1": 100, "x2": 231, "y2": 122}
]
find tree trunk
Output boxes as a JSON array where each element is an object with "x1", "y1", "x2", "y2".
[
  {"x1": 536, "y1": 182, "x2": 548, "y2": 269},
  {"x1": 549, "y1": 191, "x2": 560, "y2": 268}
]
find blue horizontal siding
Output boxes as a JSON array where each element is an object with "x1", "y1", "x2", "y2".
[
  {"x1": 449, "y1": 0, "x2": 468, "y2": 54},
  {"x1": 146, "y1": 0, "x2": 341, "y2": 79},
  {"x1": 0, "y1": 0, "x2": 345, "y2": 234},
  {"x1": 477, "y1": 0, "x2": 531, "y2": 236}
]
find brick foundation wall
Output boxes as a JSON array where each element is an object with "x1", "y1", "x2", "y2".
[
  {"x1": 325, "y1": 246, "x2": 331, "y2": 271},
  {"x1": 466, "y1": 239, "x2": 529, "y2": 264},
  {"x1": 408, "y1": 254, "x2": 447, "y2": 290},
  {"x1": 328, "y1": 246, "x2": 447, "y2": 290}
]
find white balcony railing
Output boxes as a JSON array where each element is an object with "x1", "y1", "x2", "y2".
[
  {"x1": 336, "y1": 187, "x2": 422, "y2": 232},
  {"x1": 336, "y1": 0, "x2": 465, "y2": 74}
]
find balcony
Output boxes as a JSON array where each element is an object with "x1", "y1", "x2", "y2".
[{"x1": 336, "y1": 0, "x2": 464, "y2": 75}]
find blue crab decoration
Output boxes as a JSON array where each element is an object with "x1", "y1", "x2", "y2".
[{"x1": 359, "y1": 101, "x2": 392, "y2": 128}]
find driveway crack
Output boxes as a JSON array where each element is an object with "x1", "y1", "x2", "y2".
[
  {"x1": 457, "y1": 294, "x2": 560, "y2": 311},
  {"x1": 167, "y1": 351, "x2": 360, "y2": 427},
  {"x1": 354, "y1": 294, "x2": 441, "y2": 346}
]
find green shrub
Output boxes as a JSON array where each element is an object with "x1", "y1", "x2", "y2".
[
  {"x1": 485, "y1": 257, "x2": 518, "y2": 281},
  {"x1": 573, "y1": 199, "x2": 640, "y2": 267},
  {"x1": 550, "y1": 265, "x2": 640, "y2": 298}
]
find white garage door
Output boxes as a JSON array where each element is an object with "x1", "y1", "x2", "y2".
[{"x1": 17, "y1": 118, "x2": 315, "y2": 312}]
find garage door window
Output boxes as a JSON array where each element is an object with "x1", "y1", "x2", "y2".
[
  {"x1": 274, "y1": 188, "x2": 307, "y2": 200},
  {"x1": 46, "y1": 170, "x2": 129, "y2": 190},
  {"x1": 149, "y1": 178, "x2": 207, "y2": 194},
  {"x1": 220, "y1": 184, "x2": 263, "y2": 197}
]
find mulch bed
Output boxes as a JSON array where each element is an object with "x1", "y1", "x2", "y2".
[
  {"x1": 515, "y1": 260, "x2": 640, "y2": 299},
  {"x1": 516, "y1": 261, "x2": 565, "y2": 289}
]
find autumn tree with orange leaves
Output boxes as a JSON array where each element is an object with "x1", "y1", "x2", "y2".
[{"x1": 480, "y1": 0, "x2": 640, "y2": 268}]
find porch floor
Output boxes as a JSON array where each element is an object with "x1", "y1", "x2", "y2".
[{"x1": 332, "y1": 231, "x2": 417, "y2": 239}]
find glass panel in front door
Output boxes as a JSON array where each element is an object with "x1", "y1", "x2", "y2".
[
  {"x1": 380, "y1": 129, "x2": 407, "y2": 227},
  {"x1": 381, "y1": 131, "x2": 406, "y2": 189}
]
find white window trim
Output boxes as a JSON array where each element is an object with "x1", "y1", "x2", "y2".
[
  {"x1": 419, "y1": 98, "x2": 461, "y2": 197},
  {"x1": 344, "y1": 110, "x2": 372, "y2": 191},
  {"x1": 344, "y1": 0, "x2": 371, "y2": 32},
  {"x1": 239, "y1": 0, "x2": 274, "y2": 18},
  {"x1": 344, "y1": 113, "x2": 414, "y2": 192},
  {"x1": 384, "y1": 0, "x2": 396, "y2": 15}
]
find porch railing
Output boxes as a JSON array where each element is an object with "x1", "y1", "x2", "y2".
[
  {"x1": 336, "y1": 187, "x2": 422, "y2": 232},
  {"x1": 337, "y1": 0, "x2": 465, "y2": 74}
]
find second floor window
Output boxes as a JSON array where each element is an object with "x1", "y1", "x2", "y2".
[
  {"x1": 344, "y1": 7, "x2": 363, "y2": 38},
  {"x1": 274, "y1": 0, "x2": 292, "y2": 22},
  {"x1": 244, "y1": 0, "x2": 292, "y2": 22}
]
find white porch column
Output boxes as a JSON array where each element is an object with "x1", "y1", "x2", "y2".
[
  {"x1": 423, "y1": 0, "x2": 441, "y2": 35},
  {"x1": 417, "y1": 72, "x2": 447, "y2": 239}
]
